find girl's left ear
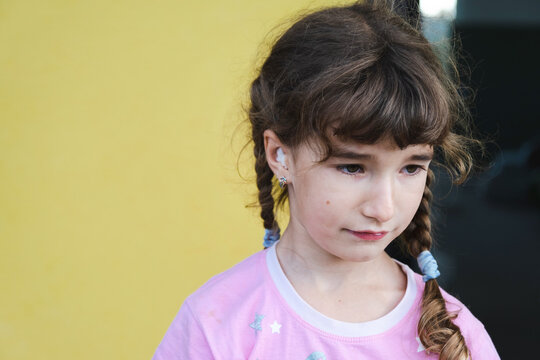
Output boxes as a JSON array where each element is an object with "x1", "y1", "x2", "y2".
[{"x1": 263, "y1": 129, "x2": 290, "y2": 178}]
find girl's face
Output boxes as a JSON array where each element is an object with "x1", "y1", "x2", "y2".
[{"x1": 285, "y1": 138, "x2": 432, "y2": 263}]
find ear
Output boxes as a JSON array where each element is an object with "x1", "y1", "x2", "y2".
[{"x1": 263, "y1": 130, "x2": 290, "y2": 179}]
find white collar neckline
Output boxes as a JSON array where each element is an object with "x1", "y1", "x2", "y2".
[{"x1": 265, "y1": 242, "x2": 418, "y2": 337}]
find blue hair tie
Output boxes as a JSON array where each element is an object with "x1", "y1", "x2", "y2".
[
  {"x1": 417, "y1": 250, "x2": 441, "y2": 282},
  {"x1": 263, "y1": 228, "x2": 280, "y2": 248}
]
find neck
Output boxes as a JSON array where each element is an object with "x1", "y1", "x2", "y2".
[{"x1": 275, "y1": 228, "x2": 403, "y2": 293}]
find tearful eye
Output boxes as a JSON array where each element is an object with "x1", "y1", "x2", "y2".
[{"x1": 338, "y1": 164, "x2": 364, "y2": 175}]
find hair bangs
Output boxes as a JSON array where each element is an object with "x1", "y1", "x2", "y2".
[{"x1": 306, "y1": 52, "x2": 452, "y2": 155}]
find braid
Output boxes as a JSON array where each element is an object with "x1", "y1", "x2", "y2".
[
  {"x1": 250, "y1": 77, "x2": 279, "y2": 233},
  {"x1": 254, "y1": 146, "x2": 277, "y2": 231},
  {"x1": 403, "y1": 169, "x2": 470, "y2": 360},
  {"x1": 403, "y1": 169, "x2": 434, "y2": 256}
]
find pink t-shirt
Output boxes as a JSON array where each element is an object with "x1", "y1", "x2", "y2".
[{"x1": 153, "y1": 244, "x2": 499, "y2": 359}]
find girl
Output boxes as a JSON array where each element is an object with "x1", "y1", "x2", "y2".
[{"x1": 154, "y1": 1, "x2": 499, "y2": 359}]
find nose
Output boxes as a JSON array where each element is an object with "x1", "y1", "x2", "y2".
[{"x1": 360, "y1": 177, "x2": 395, "y2": 223}]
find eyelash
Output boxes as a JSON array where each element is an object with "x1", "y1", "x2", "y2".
[
  {"x1": 402, "y1": 165, "x2": 425, "y2": 175},
  {"x1": 337, "y1": 164, "x2": 364, "y2": 175},
  {"x1": 337, "y1": 164, "x2": 426, "y2": 176}
]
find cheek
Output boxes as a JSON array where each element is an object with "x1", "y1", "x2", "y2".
[
  {"x1": 296, "y1": 172, "x2": 337, "y2": 209},
  {"x1": 400, "y1": 183, "x2": 427, "y2": 226},
  {"x1": 301, "y1": 178, "x2": 356, "y2": 227},
  {"x1": 299, "y1": 188, "x2": 343, "y2": 234},
  {"x1": 307, "y1": 196, "x2": 337, "y2": 224}
]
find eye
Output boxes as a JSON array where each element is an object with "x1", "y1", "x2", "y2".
[
  {"x1": 337, "y1": 164, "x2": 364, "y2": 175},
  {"x1": 402, "y1": 165, "x2": 425, "y2": 175}
]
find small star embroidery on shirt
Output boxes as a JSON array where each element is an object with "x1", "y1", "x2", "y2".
[
  {"x1": 249, "y1": 313, "x2": 265, "y2": 334},
  {"x1": 269, "y1": 320, "x2": 282, "y2": 334},
  {"x1": 306, "y1": 351, "x2": 327, "y2": 360},
  {"x1": 416, "y1": 336, "x2": 426, "y2": 352}
]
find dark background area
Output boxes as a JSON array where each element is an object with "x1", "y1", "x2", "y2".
[
  {"x1": 444, "y1": 3, "x2": 540, "y2": 355},
  {"x1": 388, "y1": 0, "x2": 540, "y2": 358}
]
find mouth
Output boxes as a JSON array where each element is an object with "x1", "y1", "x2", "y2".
[{"x1": 347, "y1": 230, "x2": 388, "y2": 241}]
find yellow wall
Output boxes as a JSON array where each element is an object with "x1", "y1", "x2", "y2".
[{"x1": 0, "y1": 0, "x2": 346, "y2": 358}]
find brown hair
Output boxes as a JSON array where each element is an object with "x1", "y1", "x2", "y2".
[{"x1": 248, "y1": 2, "x2": 478, "y2": 359}]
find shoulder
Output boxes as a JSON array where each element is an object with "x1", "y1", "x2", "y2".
[
  {"x1": 184, "y1": 248, "x2": 269, "y2": 314},
  {"x1": 439, "y1": 286, "x2": 500, "y2": 359},
  {"x1": 153, "y1": 250, "x2": 270, "y2": 359},
  {"x1": 411, "y1": 272, "x2": 500, "y2": 359},
  {"x1": 439, "y1": 287, "x2": 484, "y2": 333},
  {"x1": 411, "y1": 271, "x2": 481, "y2": 326}
]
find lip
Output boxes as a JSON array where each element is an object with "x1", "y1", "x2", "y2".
[{"x1": 347, "y1": 230, "x2": 388, "y2": 241}]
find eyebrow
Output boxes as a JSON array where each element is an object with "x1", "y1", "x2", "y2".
[
  {"x1": 330, "y1": 149, "x2": 433, "y2": 161},
  {"x1": 407, "y1": 153, "x2": 434, "y2": 161}
]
